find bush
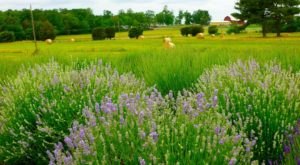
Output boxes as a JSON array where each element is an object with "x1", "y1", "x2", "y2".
[
  {"x1": 180, "y1": 27, "x2": 190, "y2": 37},
  {"x1": 227, "y1": 25, "x2": 243, "y2": 34},
  {"x1": 92, "y1": 27, "x2": 106, "y2": 40},
  {"x1": 128, "y1": 27, "x2": 143, "y2": 39},
  {"x1": 0, "y1": 31, "x2": 15, "y2": 43},
  {"x1": 194, "y1": 60, "x2": 300, "y2": 163},
  {"x1": 0, "y1": 60, "x2": 147, "y2": 164},
  {"x1": 1, "y1": 25, "x2": 25, "y2": 41},
  {"x1": 190, "y1": 26, "x2": 204, "y2": 36},
  {"x1": 105, "y1": 27, "x2": 116, "y2": 39},
  {"x1": 208, "y1": 25, "x2": 218, "y2": 35},
  {"x1": 48, "y1": 90, "x2": 253, "y2": 164}
]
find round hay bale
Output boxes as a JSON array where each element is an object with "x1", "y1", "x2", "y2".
[
  {"x1": 196, "y1": 33, "x2": 204, "y2": 39},
  {"x1": 45, "y1": 39, "x2": 52, "y2": 44}
]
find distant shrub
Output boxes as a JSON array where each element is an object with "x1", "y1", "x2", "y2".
[
  {"x1": 105, "y1": 27, "x2": 116, "y2": 39},
  {"x1": 0, "y1": 60, "x2": 147, "y2": 164},
  {"x1": 190, "y1": 26, "x2": 204, "y2": 36},
  {"x1": 128, "y1": 27, "x2": 143, "y2": 39},
  {"x1": 194, "y1": 60, "x2": 300, "y2": 163},
  {"x1": 180, "y1": 27, "x2": 190, "y2": 36},
  {"x1": 1, "y1": 25, "x2": 25, "y2": 41},
  {"x1": 208, "y1": 25, "x2": 218, "y2": 35},
  {"x1": 92, "y1": 27, "x2": 106, "y2": 40},
  {"x1": 227, "y1": 25, "x2": 243, "y2": 34},
  {"x1": 0, "y1": 31, "x2": 15, "y2": 42}
]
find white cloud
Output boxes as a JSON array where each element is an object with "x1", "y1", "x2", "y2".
[{"x1": 0, "y1": 0, "x2": 238, "y2": 21}]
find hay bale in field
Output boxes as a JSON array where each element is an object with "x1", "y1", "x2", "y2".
[
  {"x1": 163, "y1": 37, "x2": 172, "y2": 43},
  {"x1": 138, "y1": 35, "x2": 145, "y2": 39},
  {"x1": 211, "y1": 34, "x2": 216, "y2": 37},
  {"x1": 163, "y1": 37, "x2": 175, "y2": 48},
  {"x1": 196, "y1": 33, "x2": 204, "y2": 39},
  {"x1": 45, "y1": 39, "x2": 52, "y2": 44},
  {"x1": 70, "y1": 38, "x2": 75, "y2": 42}
]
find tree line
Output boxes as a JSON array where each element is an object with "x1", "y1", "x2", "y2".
[{"x1": 0, "y1": 5, "x2": 211, "y2": 41}]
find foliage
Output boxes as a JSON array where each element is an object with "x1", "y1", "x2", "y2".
[
  {"x1": 0, "y1": 31, "x2": 15, "y2": 43},
  {"x1": 192, "y1": 9, "x2": 211, "y2": 25},
  {"x1": 1, "y1": 24, "x2": 25, "y2": 41},
  {"x1": 155, "y1": 5, "x2": 175, "y2": 25},
  {"x1": 92, "y1": 27, "x2": 106, "y2": 40},
  {"x1": 282, "y1": 16, "x2": 300, "y2": 32},
  {"x1": 208, "y1": 25, "x2": 218, "y2": 35},
  {"x1": 105, "y1": 27, "x2": 116, "y2": 39},
  {"x1": 180, "y1": 27, "x2": 191, "y2": 36},
  {"x1": 232, "y1": 0, "x2": 300, "y2": 37},
  {"x1": 35, "y1": 20, "x2": 56, "y2": 40},
  {"x1": 128, "y1": 27, "x2": 143, "y2": 39},
  {"x1": 190, "y1": 26, "x2": 204, "y2": 36},
  {"x1": 48, "y1": 90, "x2": 253, "y2": 164},
  {"x1": 0, "y1": 60, "x2": 146, "y2": 164},
  {"x1": 226, "y1": 25, "x2": 243, "y2": 34},
  {"x1": 194, "y1": 60, "x2": 300, "y2": 163}
]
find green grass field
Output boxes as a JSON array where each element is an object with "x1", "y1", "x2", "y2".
[{"x1": 1, "y1": 26, "x2": 300, "y2": 94}]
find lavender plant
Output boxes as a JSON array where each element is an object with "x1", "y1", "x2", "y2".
[
  {"x1": 0, "y1": 60, "x2": 147, "y2": 164},
  {"x1": 284, "y1": 120, "x2": 300, "y2": 165},
  {"x1": 49, "y1": 90, "x2": 253, "y2": 164},
  {"x1": 194, "y1": 60, "x2": 300, "y2": 163}
]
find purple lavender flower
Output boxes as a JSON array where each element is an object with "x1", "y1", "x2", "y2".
[
  {"x1": 233, "y1": 134, "x2": 241, "y2": 143},
  {"x1": 284, "y1": 145, "x2": 291, "y2": 154},
  {"x1": 79, "y1": 128, "x2": 85, "y2": 139},
  {"x1": 120, "y1": 116, "x2": 125, "y2": 124},
  {"x1": 64, "y1": 153, "x2": 73, "y2": 165},
  {"x1": 229, "y1": 158, "x2": 237, "y2": 165},
  {"x1": 47, "y1": 150, "x2": 55, "y2": 162},
  {"x1": 219, "y1": 139, "x2": 224, "y2": 145},
  {"x1": 212, "y1": 95, "x2": 218, "y2": 107},
  {"x1": 95, "y1": 103, "x2": 100, "y2": 113},
  {"x1": 64, "y1": 137, "x2": 74, "y2": 149},
  {"x1": 215, "y1": 126, "x2": 221, "y2": 135},
  {"x1": 296, "y1": 157, "x2": 300, "y2": 165},
  {"x1": 139, "y1": 158, "x2": 146, "y2": 165},
  {"x1": 149, "y1": 131, "x2": 159, "y2": 142},
  {"x1": 79, "y1": 140, "x2": 91, "y2": 155}
]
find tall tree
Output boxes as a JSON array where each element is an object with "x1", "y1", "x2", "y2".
[
  {"x1": 184, "y1": 11, "x2": 193, "y2": 25},
  {"x1": 175, "y1": 10, "x2": 184, "y2": 25},
  {"x1": 232, "y1": 0, "x2": 300, "y2": 37},
  {"x1": 269, "y1": 0, "x2": 300, "y2": 37},
  {"x1": 156, "y1": 5, "x2": 175, "y2": 25},
  {"x1": 192, "y1": 10, "x2": 211, "y2": 25}
]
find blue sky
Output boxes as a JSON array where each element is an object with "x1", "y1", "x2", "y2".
[{"x1": 0, "y1": 0, "x2": 237, "y2": 21}]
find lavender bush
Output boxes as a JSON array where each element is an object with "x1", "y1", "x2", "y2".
[
  {"x1": 284, "y1": 120, "x2": 300, "y2": 165},
  {"x1": 194, "y1": 60, "x2": 300, "y2": 163},
  {"x1": 0, "y1": 60, "x2": 147, "y2": 164},
  {"x1": 49, "y1": 90, "x2": 253, "y2": 164}
]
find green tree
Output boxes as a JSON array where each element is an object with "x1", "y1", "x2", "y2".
[
  {"x1": 184, "y1": 11, "x2": 193, "y2": 25},
  {"x1": 232, "y1": 0, "x2": 299, "y2": 37},
  {"x1": 128, "y1": 27, "x2": 143, "y2": 39},
  {"x1": 175, "y1": 10, "x2": 184, "y2": 24},
  {"x1": 269, "y1": 0, "x2": 300, "y2": 37},
  {"x1": 145, "y1": 10, "x2": 156, "y2": 28},
  {"x1": 35, "y1": 20, "x2": 56, "y2": 40},
  {"x1": 192, "y1": 10, "x2": 211, "y2": 25},
  {"x1": 92, "y1": 27, "x2": 106, "y2": 40},
  {"x1": 156, "y1": 5, "x2": 174, "y2": 25}
]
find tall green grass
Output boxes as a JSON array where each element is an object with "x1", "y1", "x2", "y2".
[{"x1": 1, "y1": 32, "x2": 300, "y2": 94}]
